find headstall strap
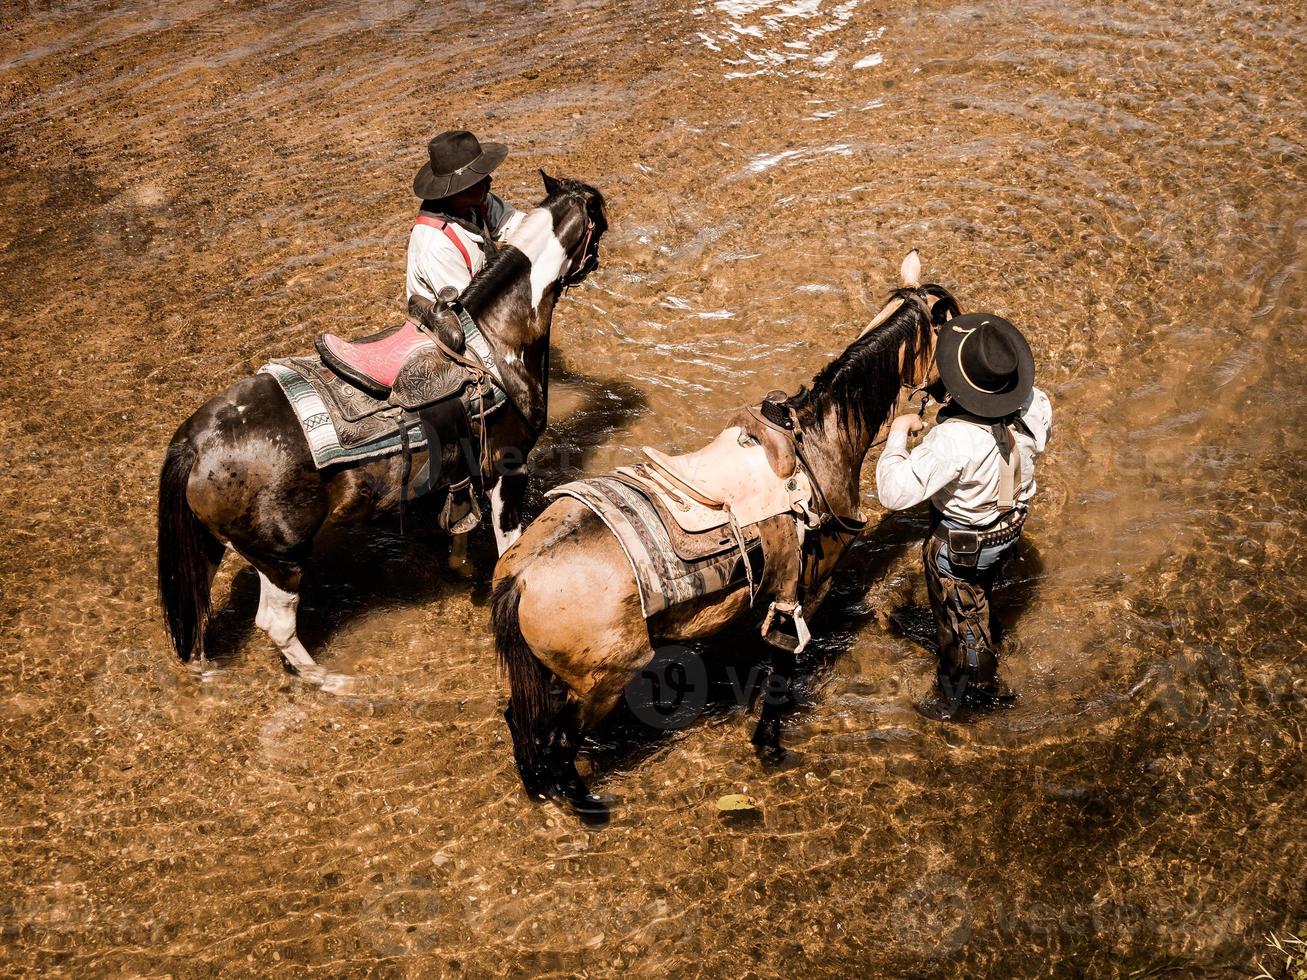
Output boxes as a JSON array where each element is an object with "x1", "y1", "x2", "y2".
[{"x1": 561, "y1": 215, "x2": 596, "y2": 289}]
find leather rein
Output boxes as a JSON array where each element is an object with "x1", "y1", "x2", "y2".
[{"x1": 750, "y1": 401, "x2": 867, "y2": 536}]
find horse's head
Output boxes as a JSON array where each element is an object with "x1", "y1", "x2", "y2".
[
  {"x1": 858, "y1": 249, "x2": 961, "y2": 392},
  {"x1": 538, "y1": 170, "x2": 608, "y2": 290},
  {"x1": 782, "y1": 249, "x2": 961, "y2": 456}
]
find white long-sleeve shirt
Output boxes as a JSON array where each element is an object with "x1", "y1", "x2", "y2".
[
  {"x1": 875, "y1": 388, "x2": 1053, "y2": 525},
  {"x1": 406, "y1": 192, "x2": 525, "y2": 302}
]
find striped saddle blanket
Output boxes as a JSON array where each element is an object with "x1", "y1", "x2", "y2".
[
  {"x1": 259, "y1": 355, "x2": 502, "y2": 470},
  {"x1": 547, "y1": 476, "x2": 762, "y2": 619}
]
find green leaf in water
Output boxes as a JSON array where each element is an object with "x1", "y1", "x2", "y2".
[{"x1": 716, "y1": 794, "x2": 759, "y2": 812}]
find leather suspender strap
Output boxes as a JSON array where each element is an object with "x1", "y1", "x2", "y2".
[
  {"x1": 994, "y1": 422, "x2": 1021, "y2": 514},
  {"x1": 941, "y1": 412, "x2": 1024, "y2": 518},
  {"x1": 414, "y1": 214, "x2": 474, "y2": 275}
]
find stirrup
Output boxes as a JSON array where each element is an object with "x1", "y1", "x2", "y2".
[
  {"x1": 441, "y1": 478, "x2": 481, "y2": 535},
  {"x1": 761, "y1": 601, "x2": 810, "y2": 654}
]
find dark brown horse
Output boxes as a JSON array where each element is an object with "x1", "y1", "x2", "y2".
[
  {"x1": 492, "y1": 251, "x2": 959, "y2": 815},
  {"x1": 158, "y1": 173, "x2": 607, "y2": 690}
]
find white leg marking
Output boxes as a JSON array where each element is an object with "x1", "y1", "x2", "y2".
[
  {"x1": 256, "y1": 571, "x2": 316, "y2": 673},
  {"x1": 489, "y1": 481, "x2": 523, "y2": 554}
]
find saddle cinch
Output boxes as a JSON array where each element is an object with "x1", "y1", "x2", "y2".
[
  {"x1": 312, "y1": 296, "x2": 500, "y2": 534},
  {"x1": 616, "y1": 402, "x2": 820, "y2": 652}
]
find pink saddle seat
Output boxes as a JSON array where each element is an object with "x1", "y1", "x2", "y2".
[{"x1": 316, "y1": 319, "x2": 435, "y2": 395}]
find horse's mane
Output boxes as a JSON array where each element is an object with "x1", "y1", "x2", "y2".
[
  {"x1": 784, "y1": 285, "x2": 952, "y2": 438},
  {"x1": 459, "y1": 177, "x2": 606, "y2": 314},
  {"x1": 459, "y1": 238, "x2": 528, "y2": 313}
]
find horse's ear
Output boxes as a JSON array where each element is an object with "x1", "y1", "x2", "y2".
[
  {"x1": 539, "y1": 169, "x2": 563, "y2": 196},
  {"x1": 901, "y1": 248, "x2": 922, "y2": 289}
]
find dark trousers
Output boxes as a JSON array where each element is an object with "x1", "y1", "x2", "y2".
[{"x1": 922, "y1": 533, "x2": 1015, "y2": 694}]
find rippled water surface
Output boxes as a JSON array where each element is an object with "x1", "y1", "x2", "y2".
[{"x1": 1, "y1": 0, "x2": 1305, "y2": 975}]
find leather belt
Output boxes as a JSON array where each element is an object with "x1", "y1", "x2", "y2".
[{"x1": 932, "y1": 508, "x2": 1027, "y2": 567}]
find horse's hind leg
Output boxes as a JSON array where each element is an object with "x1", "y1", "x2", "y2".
[
  {"x1": 251, "y1": 561, "x2": 351, "y2": 693},
  {"x1": 540, "y1": 637, "x2": 658, "y2": 820},
  {"x1": 252, "y1": 564, "x2": 308, "y2": 669}
]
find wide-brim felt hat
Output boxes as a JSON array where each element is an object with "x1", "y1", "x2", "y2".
[
  {"x1": 935, "y1": 312, "x2": 1035, "y2": 418},
  {"x1": 413, "y1": 130, "x2": 508, "y2": 200}
]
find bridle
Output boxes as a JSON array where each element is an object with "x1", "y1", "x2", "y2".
[
  {"x1": 559, "y1": 199, "x2": 600, "y2": 290},
  {"x1": 896, "y1": 282, "x2": 960, "y2": 429},
  {"x1": 755, "y1": 283, "x2": 960, "y2": 532}
]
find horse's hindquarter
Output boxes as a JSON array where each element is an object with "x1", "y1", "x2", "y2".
[
  {"x1": 500, "y1": 497, "x2": 756, "y2": 692},
  {"x1": 497, "y1": 498, "x2": 651, "y2": 695},
  {"x1": 180, "y1": 374, "x2": 328, "y2": 542}
]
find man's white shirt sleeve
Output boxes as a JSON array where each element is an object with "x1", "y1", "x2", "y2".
[
  {"x1": 876, "y1": 426, "x2": 967, "y2": 511},
  {"x1": 406, "y1": 231, "x2": 475, "y2": 302}
]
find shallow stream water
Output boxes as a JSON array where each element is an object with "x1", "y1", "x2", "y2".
[{"x1": 1, "y1": 0, "x2": 1304, "y2": 974}]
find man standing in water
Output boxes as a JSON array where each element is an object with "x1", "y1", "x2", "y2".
[
  {"x1": 408, "y1": 129, "x2": 525, "y2": 299},
  {"x1": 876, "y1": 314, "x2": 1052, "y2": 708}
]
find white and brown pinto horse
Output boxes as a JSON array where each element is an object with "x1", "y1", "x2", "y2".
[
  {"x1": 493, "y1": 251, "x2": 958, "y2": 816},
  {"x1": 157, "y1": 173, "x2": 607, "y2": 688}
]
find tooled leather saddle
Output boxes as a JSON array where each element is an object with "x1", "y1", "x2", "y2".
[
  {"x1": 614, "y1": 394, "x2": 821, "y2": 652},
  {"x1": 316, "y1": 295, "x2": 482, "y2": 405},
  {"x1": 311, "y1": 295, "x2": 502, "y2": 534}
]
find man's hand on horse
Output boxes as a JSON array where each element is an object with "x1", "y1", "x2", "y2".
[{"x1": 891, "y1": 412, "x2": 926, "y2": 436}]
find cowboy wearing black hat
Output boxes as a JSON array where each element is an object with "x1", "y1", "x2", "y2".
[
  {"x1": 876, "y1": 314, "x2": 1052, "y2": 707},
  {"x1": 407, "y1": 130, "x2": 524, "y2": 303}
]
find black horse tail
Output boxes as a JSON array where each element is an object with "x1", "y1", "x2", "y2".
[
  {"x1": 492, "y1": 575, "x2": 552, "y2": 783},
  {"x1": 157, "y1": 439, "x2": 221, "y2": 662}
]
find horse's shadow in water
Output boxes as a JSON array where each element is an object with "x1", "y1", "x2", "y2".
[
  {"x1": 201, "y1": 504, "x2": 454, "y2": 665},
  {"x1": 527, "y1": 350, "x2": 649, "y2": 496},
  {"x1": 202, "y1": 353, "x2": 648, "y2": 663},
  {"x1": 583, "y1": 504, "x2": 1047, "y2": 784}
]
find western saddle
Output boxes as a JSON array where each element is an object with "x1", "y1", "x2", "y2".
[
  {"x1": 617, "y1": 394, "x2": 823, "y2": 652},
  {"x1": 313, "y1": 295, "x2": 504, "y2": 535},
  {"x1": 315, "y1": 296, "x2": 485, "y2": 403}
]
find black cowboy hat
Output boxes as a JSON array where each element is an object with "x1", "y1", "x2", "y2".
[
  {"x1": 413, "y1": 130, "x2": 508, "y2": 200},
  {"x1": 935, "y1": 312, "x2": 1035, "y2": 418}
]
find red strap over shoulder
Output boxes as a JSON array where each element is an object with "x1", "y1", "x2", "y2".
[{"x1": 414, "y1": 214, "x2": 474, "y2": 275}]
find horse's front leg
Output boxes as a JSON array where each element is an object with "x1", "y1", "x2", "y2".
[
  {"x1": 752, "y1": 644, "x2": 797, "y2": 756},
  {"x1": 488, "y1": 469, "x2": 529, "y2": 554}
]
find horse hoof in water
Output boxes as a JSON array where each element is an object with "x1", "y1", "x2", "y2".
[
  {"x1": 552, "y1": 780, "x2": 611, "y2": 824},
  {"x1": 287, "y1": 661, "x2": 357, "y2": 696},
  {"x1": 515, "y1": 759, "x2": 612, "y2": 823},
  {"x1": 751, "y1": 715, "x2": 784, "y2": 755}
]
